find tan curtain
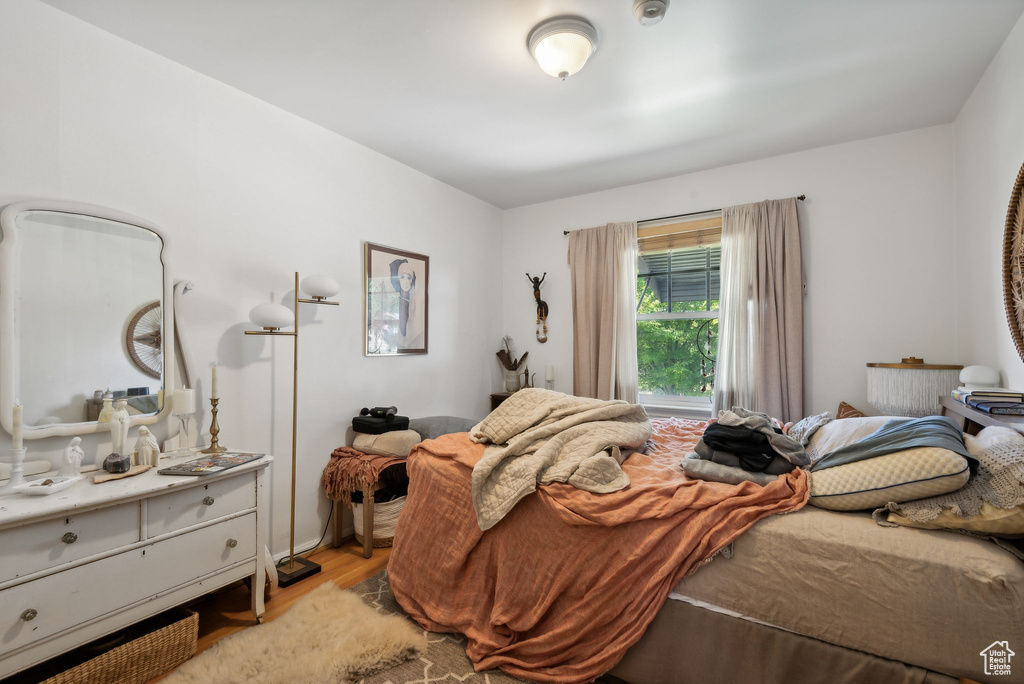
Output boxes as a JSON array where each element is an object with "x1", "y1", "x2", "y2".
[
  {"x1": 568, "y1": 222, "x2": 639, "y2": 402},
  {"x1": 713, "y1": 198, "x2": 803, "y2": 422}
]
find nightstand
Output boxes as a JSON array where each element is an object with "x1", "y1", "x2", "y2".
[
  {"x1": 490, "y1": 392, "x2": 514, "y2": 411},
  {"x1": 938, "y1": 396, "x2": 1024, "y2": 435}
]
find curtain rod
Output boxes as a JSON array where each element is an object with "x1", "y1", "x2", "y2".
[{"x1": 562, "y1": 195, "x2": 806, "y2": 235}]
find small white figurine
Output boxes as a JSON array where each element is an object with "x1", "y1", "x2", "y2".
[
  {"x1": 133, "y1": 426, "x2": 160, "y2": 467},
  {"x1": 110, "y1": 399, "x2": 131, "y2": 456},
  {"x1": 58, "y1": 437, "x2": 85, "y2": 478},
  {"x1": 96, "y1": 389, "x2": 114, "y2": 423}
]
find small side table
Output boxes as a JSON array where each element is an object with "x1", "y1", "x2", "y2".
[
  {"x1": 938, "y1": 396, "x2": 1024, "y2": 435},
  {"x1": 332, "y1": 484, "x2": 378, "y2": 559},
  {"x1": 331, "y1": 461, "x2": 406, "y2": 559},
  {"x1": 490, "y1": 392, "x2": 514, "y2": 411}
]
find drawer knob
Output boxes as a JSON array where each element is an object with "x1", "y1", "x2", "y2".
[
  {"x1": 21, "y1": 609, "x2": 37, "y2": 622},
  {"x1": 62, "y1": 532, "x2": 78, "y2": 544},
  {"x1": 202, "y1": 496, "x2": 215, "y2": 506},
  {"x1": 226, "y1": 538, "x2": 238, "y2": 548}
]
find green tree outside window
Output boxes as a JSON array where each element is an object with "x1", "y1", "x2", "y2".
[{"x1": 636, "y1": 244, "x2": 719, "y2": 398}]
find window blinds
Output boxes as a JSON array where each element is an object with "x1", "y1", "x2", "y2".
[{"x1": 637, "y1": 215, "x2": 722, "y2": 254}]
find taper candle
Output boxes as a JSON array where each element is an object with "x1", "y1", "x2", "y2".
[
  {"x1": 12, "y1": 402, "x2": 22, "y2": 450},
  {"x1": 211, "y1": 364, "x2": 218, "y2": 399}
]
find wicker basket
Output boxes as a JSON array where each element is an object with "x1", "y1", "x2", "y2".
[
  {"x1": 40, "y1": 608, "x2": 197, "y2": 684},
  {"x1": 352, "y1": 495, "x2": 406, "y2": 548}
]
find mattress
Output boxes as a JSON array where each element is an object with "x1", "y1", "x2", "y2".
[{"x1": 671, "y1": 506, "x2": 1024, "y2": 683}]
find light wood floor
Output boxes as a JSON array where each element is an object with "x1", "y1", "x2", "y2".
[{"x1": 190, "y1": 540, "x2": 389, "y2": 655}]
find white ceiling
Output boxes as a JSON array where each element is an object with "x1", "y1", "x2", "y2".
[{"x1": 40, "y1": 0, "x2": 1024, "y2": 208}]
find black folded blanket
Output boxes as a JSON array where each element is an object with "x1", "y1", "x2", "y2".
[{"x1": 699, "y1": 423, "x2": 796, "y2": 474}]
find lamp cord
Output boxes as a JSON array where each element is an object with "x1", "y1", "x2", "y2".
[{"x1": 298, "y1": 499, "x2": 334, "y2": 557}]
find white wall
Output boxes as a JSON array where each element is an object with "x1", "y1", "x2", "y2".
[
  {"x1": 502, "y1": 126, "x2": 959, "y2": 417},
  {"x1": 7, "y1": 0, "x2": 1020, "y2": 560},
  {"x1": 0, "y1": 0, "x2": 503, "y2": 555},
  {"x1": 953, "y1": 13, "x2": 1024, "y2": 388}
]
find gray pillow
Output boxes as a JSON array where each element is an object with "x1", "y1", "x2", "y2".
[{"x1": 408, "y1": 416, "x2": 478, "y2": 441}]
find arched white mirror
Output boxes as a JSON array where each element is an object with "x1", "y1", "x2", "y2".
[{"x1": 0, "y1": 200, "x2": 174, "y2": 439}]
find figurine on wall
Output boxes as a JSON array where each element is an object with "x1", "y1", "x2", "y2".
[
  {"x1": 526, "y1": 272, "x2": 549, "y2": 343},
  {"x1": 109, "y1": 399, "x2": 131, "y2": 457},
  {"x1": 133, "y1": 426, "x2": 160, "y2": 467},
  {"x1": 58, "y1": 437, "x2": 84, "y2": 478}
]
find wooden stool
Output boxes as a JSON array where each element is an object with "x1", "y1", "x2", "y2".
[
  {"x1": 330, "y1": 460, "x2": 406, "y2": 559},
  {"x1": 332, "y1": 482, "x2": 377, "y2": 559}
]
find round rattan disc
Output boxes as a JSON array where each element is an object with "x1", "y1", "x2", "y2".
[
  {"x1": 1002, "y1": 161, "x2": 1024, "y2": 363},
  {"x1": 126, "y1": 301, "x2": 162, "y2": 379}
]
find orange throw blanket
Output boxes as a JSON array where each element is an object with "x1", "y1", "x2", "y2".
[
  {"x1": 321, "y1": 447, "x2": 403, "y2": 504},
  {"x1": 388, "y1": 418, "x2": 809, "y2": 683}
]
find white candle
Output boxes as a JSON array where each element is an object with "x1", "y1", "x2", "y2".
[
  {"x1": 211, "y1": 365, "x2": 218, "y2": 400},
  {"x1": 12, "y1": 402, "x2": 22, "y2": 450},
  {"x1": 545, "y1": 364, "x2": 555, "y2": 382},
  {"x1": 172, "y1": 389, "x2": 195, "y2": 416}
]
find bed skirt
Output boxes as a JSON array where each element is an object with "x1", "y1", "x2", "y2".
[{"x1": 607, "y1": 599, "x2": 956, "y2": 684}]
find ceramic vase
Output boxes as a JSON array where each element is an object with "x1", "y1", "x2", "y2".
[{"x1": 504, "y1": 369, "x2": 522, "y2": 392}]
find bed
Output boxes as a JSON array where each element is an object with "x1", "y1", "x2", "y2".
[
  {"x1": 388, "y1": 415, "x2": 1024, "y2": 684},
  {"x1": 613, "y1": 505, "x2": 1023, "y2": 683}
]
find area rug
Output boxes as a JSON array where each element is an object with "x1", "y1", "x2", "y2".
[
  {"x1": 164, "y1": 581, "x2": 426, "y2": 683},
  {"x1": 350, "y1": 570, "x2": 525, "y2": 683}
]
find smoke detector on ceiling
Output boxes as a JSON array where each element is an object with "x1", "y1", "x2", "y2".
[{"x1": 633, "y1": 0, "x2": 670, "y2": 26}]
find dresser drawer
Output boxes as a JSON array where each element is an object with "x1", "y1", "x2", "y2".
[
  {"x1": 0, "y1": 512, "x2": 255, "y2": 655},
  {"x1": 0, "y1": 503, "x2": 140, "y2": 584},
  {"x1": 146, "y1": 473, "x2": 256, "y2": 538}
]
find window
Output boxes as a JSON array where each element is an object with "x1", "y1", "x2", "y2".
[{"x1": 636, "y1": 215, "x2": 720, "y2": 413}]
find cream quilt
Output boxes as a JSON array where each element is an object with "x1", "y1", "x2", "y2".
[{"x1": 469, "y1": 388, "x2": 652, "y2": 530}]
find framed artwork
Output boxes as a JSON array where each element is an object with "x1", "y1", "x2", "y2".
[{"x1": 364, "y1": 242, "x2": 429, "y2": 355}]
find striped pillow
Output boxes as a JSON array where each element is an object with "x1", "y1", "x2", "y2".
[{"x1": 836, "y1": 401, "x2": 866, "y2": 419}]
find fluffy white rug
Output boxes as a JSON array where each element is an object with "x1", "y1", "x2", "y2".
[{"x1": 165, "y1": 582, "x2": 426, "y2": 683}]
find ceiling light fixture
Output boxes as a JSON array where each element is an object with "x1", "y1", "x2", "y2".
[{"x1": 528, "y1": 17, "x2": 599, "y2": 81}]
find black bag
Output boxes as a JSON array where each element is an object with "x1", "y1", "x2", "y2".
[{"x1": 352, "y1": 414, "x2": 410, "y2": 435}]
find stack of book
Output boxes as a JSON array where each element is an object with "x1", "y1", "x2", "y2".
[{"x1": 950, "y1": 387, "x2": 1024, "y2": 414}]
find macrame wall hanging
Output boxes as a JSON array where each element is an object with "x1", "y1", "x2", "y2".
[{"x1": 526, "y1": 272, "x2": 549, "y2": 343}]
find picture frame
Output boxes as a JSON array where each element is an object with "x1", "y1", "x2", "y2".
[{"x1": 364, "y1": 242, "x2": 429, "y2": 356}]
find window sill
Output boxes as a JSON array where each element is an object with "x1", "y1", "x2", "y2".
[{"x1": 641, "y1": 403, "x2": 713, "y2": 421}]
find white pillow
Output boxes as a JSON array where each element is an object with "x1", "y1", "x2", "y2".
[
  {"x1": 809, "y1": 447, "x2": 970, "y2": 511},
  {"x1": 806, "y1": 416, "x2": 905, "y2": 465},
  {"x1": 352, "y1": 430, "x2": 421, "y2": 459}
]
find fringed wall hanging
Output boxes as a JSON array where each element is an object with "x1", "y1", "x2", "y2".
[
  {"x1": 527, "y1": 272, "x2": 549, "y2": 343},
  {"x1": 866, "y1": 357, "x2": 962, "y2": 417}
]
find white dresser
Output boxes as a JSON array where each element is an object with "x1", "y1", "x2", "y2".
[{"x1": 0, "y1": 453, "x2": 273, "y2": 679}]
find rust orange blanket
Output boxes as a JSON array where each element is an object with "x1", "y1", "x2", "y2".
[{"x1": 388, "y1": 418, "x2": 809, "y2": 683}]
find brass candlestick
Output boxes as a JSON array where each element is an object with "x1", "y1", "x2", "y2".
[{"x1": 201, "y1": 398, "x2": 227, "y2": 453}]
